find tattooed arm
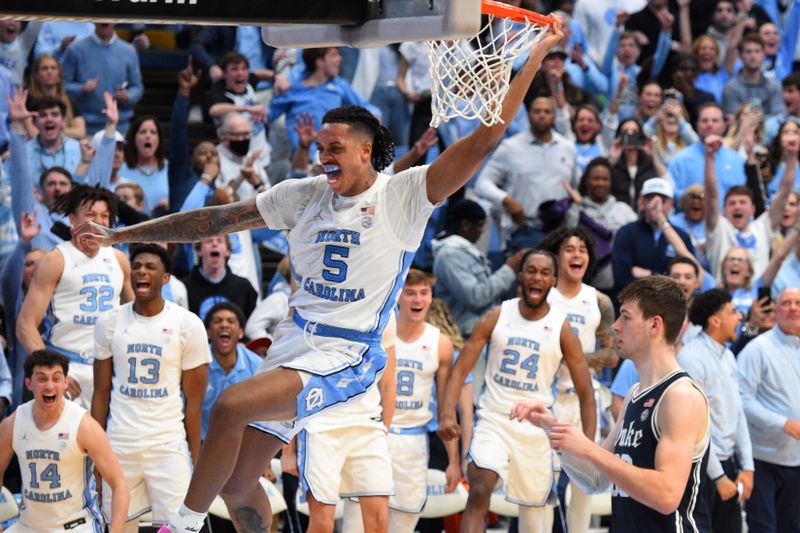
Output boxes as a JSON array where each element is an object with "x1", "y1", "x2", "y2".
[
  {"x1": 585, "y1": 291, "x2": 619, "y2": 370},
  {"x1": 73, "y1": 197, "x2": 265, "y2": 245}
]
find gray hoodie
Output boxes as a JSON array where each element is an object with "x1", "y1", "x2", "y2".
[{"x1": 431, "y1": 234, "x2": 516, "y2": 337}]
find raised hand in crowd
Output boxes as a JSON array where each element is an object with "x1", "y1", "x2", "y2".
[
  {"x1": 571, "y1": 43, "x2": 587, "y2": 71},
  {"x1": 238, "y1": 149, "x2": 264, "y2": 189},
  {"x1": 178, "y1": 56, "x2": 201, "y2": 97},
  {"x1": 747, "y1": 295, "x2": 776, "y2": 335},
  {"x1": 79, "y1": 137, "x2": 96, "y2": 167},
  {"x1": 20, "y1": 211, "x2": 41, "y2": 244},
  {"x1": 201, "y1": 154, "x2": 220, "y2": 186},
  {"x1": 6, "y1": 87, "x2": 35, "y2": 127},
  {"x1": 293, "y1": 112, "x2": 317, "y2": 151},
  {"x1": 392, "y1": 126, "x2": 440, "y2": 174},
  {"x1": 704, "y1": 133, "x2": 723, "y2": 157},
  {"x1": 60, "y1": 34, "x2": 76, "y2": 52},
  {"x1": 614, "y1": 9, "x2": 630, "y2": 28},
  {"x1": 102, "y1": 90, "x2": 119, "y2": 126},
  {"x1": 655, "y1": 7, "x2": 675, "y2": 31}
]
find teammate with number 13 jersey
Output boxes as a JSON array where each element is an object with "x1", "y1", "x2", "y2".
[{"x1": 93, "y1": 245, "x2": 210, "y2": 528}]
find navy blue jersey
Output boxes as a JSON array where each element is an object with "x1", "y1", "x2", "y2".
[{"x1": 612, "y1": 370, "x2": 711, "y2": 533}]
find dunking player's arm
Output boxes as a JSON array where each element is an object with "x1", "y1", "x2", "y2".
[
  {"x1": 424, "y1": 21, "x2": 563, "y2": 205},
  {"x1": 433, "y1": 332, "x2": 461, "y2": 492},
  {"x1": 438, "y1": 307, "x2": 500, "y2": 441},
  {"x1": 514, "y1": 379, "x2": 707, "y2": 515},
  {"x1": 559, "y1": 320, "x2": 597, "y2": 439}
]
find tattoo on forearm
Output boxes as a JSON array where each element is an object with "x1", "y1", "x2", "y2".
[
  {"x1": 118, "y1": 200, "x2": 263, "y2": 244},
  {"x1": 596, "y1": 293, "x2": 616, "y2": 349},
  {"x1": 232, "y1": 507, "x2": 269, "y2": 533}
]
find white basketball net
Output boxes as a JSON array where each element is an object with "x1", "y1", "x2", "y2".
[{"x1": 427, "y1": 14, "x2": 549, "y2": 127}]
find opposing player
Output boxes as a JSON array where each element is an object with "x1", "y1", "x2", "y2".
[
  {"x1": 388, "y1": 269, "x2": 460, "y2": 531},
  {"x1": 439, "y1": 250, "x2": 596, "y2": 532},
  {"x1": 74, "y1": 22, "x2": 564, "y2": 532},
  {"x1": 512, "y1": 276, "x2": 711, "y2": 532},
  {"x1": 539, "y1": 227, "x2": 617, "y2": 533},
  {"x1": 91, "y1": 244, "x2": 210, "y2": 531},
  {"x1": 0, "y1": 349, "x2": 130, "y2": 533},
  {"x1": 17, "y1": 185, "x2": 133, "y2": 409}
]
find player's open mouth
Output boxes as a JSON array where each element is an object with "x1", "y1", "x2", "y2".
[
  {"x1": 143, "y1": 142, "x2": 153, "y2": 150},
  {"x1": 135, "y1": 281, "x2": 151, "y2": 291},
  {"x1": 210, "y1": 251, "x2": 221, "y2": 258},
  {"x1": 569, "y1": 262, "x2": 584, "y2": 274},
  {"x1": 43, "y1": 394, "x2": 57, "y2": 404},
  {"x1": 323, "y1": 165, "x2": 342, "y2": 182},
  {"x1": 410, "y1": 306, "x2": 425, "y2": 314},
  {"x1": 528, "y1": 287, "x2": 542, "y2": 299}
]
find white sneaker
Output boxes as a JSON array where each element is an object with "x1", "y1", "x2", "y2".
[{"x1": 158, "y1": 511, "x2": 205, "y2": 533}]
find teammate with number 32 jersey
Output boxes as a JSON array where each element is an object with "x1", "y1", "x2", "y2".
[{"x1": 16, "y1": 185, "x2": 133, "y2": 411}]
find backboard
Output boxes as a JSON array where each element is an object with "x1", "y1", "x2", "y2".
[{"x1": 0, "y1": 0, "x2": 482, "y2": 47}]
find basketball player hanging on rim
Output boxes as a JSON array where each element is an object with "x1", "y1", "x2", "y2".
[
  {"x1": 512, "y1": 276, "x2": 712, "y2": 532},
  {"x1": 74, "y1": 21, "x2": 565, "y2": 533}
]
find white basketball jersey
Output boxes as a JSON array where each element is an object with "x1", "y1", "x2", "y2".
[
  {"x1": 12, "y1": 400, "x2": 100, "y2": 530},
  {"x1": 479, "y1": 298, "x2": 566, "y2": 413},
  {"x1": 392, "y1": 323, "x2": 441, "y2": 430},
  {"x1": 93, "y1": 301, "x2": 211, "y2": 446},
  {"x1": 548, "y1": 284, "x2": 601, "y2": 392},
  {"x1": 45, "y1": 241, "x2": 124, "y2": 358},
  {"x1": 255, "y1": 167, "x2": 434, "y2": 336}
]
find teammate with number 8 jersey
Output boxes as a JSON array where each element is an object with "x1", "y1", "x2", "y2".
[
  {"x1": 388, "y1": 270, "x2": 459, "y2": 531},
  {"x1": 17, "y1": 185, "x2": 133, "y2": 411}
]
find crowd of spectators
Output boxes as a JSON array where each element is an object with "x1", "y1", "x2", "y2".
[{"x1": 0, "y1": 0, "x2": 799, "y2": 529}]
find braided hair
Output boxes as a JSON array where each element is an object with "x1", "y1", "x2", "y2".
[
  {"x1": 49, "y1": 183, "x2": 118, "y2": 224},
  {"x1": 322, "y1": 106, "x2": 395, "y2": 171}
]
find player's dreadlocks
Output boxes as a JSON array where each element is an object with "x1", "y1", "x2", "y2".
[
  {"x1": 322, "y1": 105, "x2": 396, "y2": 171},
  {"x1": 49, "y1": 183, "x2": 118, "y2": 224}
]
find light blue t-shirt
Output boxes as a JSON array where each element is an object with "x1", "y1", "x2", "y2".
[
  {"x1": 202, "y1": 344, "x2": 263, "y2": 438},
  {"x1": 119, "y1": 161, "x2": 170, "y2": 214},
  {"x1": 610, "y1": 359, "x2": 639, "y2": 398}
]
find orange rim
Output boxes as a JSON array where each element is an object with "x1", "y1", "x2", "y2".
[{"x1": 481, "y1": 0, "x2": 556, "y2": 25}]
